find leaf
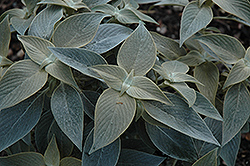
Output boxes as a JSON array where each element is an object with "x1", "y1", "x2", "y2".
[
  {"x1": 213, "y1": 0, "x2": 250, "y2": 24},
  {"x1": 197, "y1": 34, "x2": 245, "y2": 64},
  {"x1": 192, "y1": 92, "x2": 223, "y2": 121},
  {"x1": 146, "y1": 123, "x2": 197, "y2": 162},
  {"x1": 28, "y1": 5, "x2": 63, "y2": 39},
  {"x1": 52, "y1": 13, "x2": 108, "y2": 47},
  {"x1": 177, "y1": 50, "x2": 206, "y2": 67},
  {"x1": 48, "y1": 47, "x2": 107, "y2": 79},
  {"x1": 222, "y1": 83, "x2": 250, "y2": 145},
  {"x1": 171, "y1": 73, "x2": 202, "y2": 84},
  {"x1": 117, "y1": 22, "x2": 156, "y2": 76},
  {"x1": 192, "y1": 148, "x2": 218, "y2": 166},
  {"x1": 117, "y1": 149, "x2": 166, "y2": 166},
  {"x1": 128, "y1": 8, "x2": 158, "y2": 24},
  {"x1": 45, "y1": 59, "x2": 79, "y2": 90},
  {"x1": 90, "y1": 65, "x2": 128, "y2": 91},
  {"x1": 51, "y1": 83, "x2": 84, "y2": 151},
  {"x1": 180, "y1": 1, "x2": 213, "y2": 46},
  {"x1": 0, "y1": 94, "x2": 44, "y2": 152},
  {"x1": 0, "y1": 8, "x2": 26, "y2": 22},
  {"x1": 0, "y1": 60, "x2": 48, "y2": 110},
  {"x1": 11, "y1": 16, "x2": 34, "y2": 35},
  {"x1": 18, "y1": 35, "x2": 55, "y2": 65},
  {"x1": 60, "y1": 157, "x2": 81, "y2": 166},
  {"x1": 220, "y1": 133, "x2": 241, "y2": 166},
  {"x1": 245, "y1": 47, "x2": 250, "y2": 62},
  {"x1": 92, "y1": 4, "x2": 116, "y2": 15},
  {"x1": 164, "y1": 81, "x2": 196, "y2": 107},
  {"x1": 47, "y1": 120, "x2": 74, "y2": 158},
  {"x1": 81, "y1": 91, "x2": 100, "y2": 120},
  {"x1": 116, "y1": 8, "x2": 141, "y2": 24},
  {"x1": 44, "y1": 135, "x2": 60, "y2": 166},
  {"x1": 89, "y1": 88, "x2": 136, "y2": 153},
  {"x1": 38, "y1": 0, "x2": 88, "y2": 10},
  {"x1": 126, "y1": 76, "x2": 172, "y2": 105},
  {"x1": 162, "y1": 60, "x2": 189, "y2": 74},
  {"x1": 23, "y1": 0, "x2": 39, "y2": 15},
  {"x1": 194, "y1": 62, "x2": 219, "y2": 105},
  {"x1": 151, "y1": 31, "x2": 186, "y2": 60},
  {"x1": 0, "y1": 152, "x2": 45, "y2": 166},
  {"x1": 223, "y1": 59, "x2": 250, "y2": 89},
  {"x1": 198, "y1": 0, "x2": 206, "y2": 6},
  {"x1": 0, "y1": 16, "x2": 10, "y2": 57},
  {"x1": 141, "y1": 94, "x2": 220, "y2": 146},
  {"x1": 154, "y1": 0, "x2": 188, "y2": 6},
  {"x1": 83, "y1": 23, "x2": 133, "y2": 54},
  {"x1": 82, "y1": 130, "x2": 120, "y2": 166},
  {"x1": 83, "y1": 0, "x2": 110, "y2": 8}
]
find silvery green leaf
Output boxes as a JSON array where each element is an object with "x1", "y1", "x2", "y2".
[
  {"x1": 192, "y1": 92, "x2": 223, "y2": 121},
  {"x1": 117, "y1": 149, "x2": 166, "y2": 166},
  {"x1": 81, "y1": 91, "x2": 100, "y2": 120},
  {"x1": 177, "y1": 50, "x2": 206, "y2": 67},
  {"x1": 52, "y1": 13, "x2": 108, "y2": 47},
  {"x1": 83, "y1": 23, "x2": 133, "y2": 54},
  {"x1": 22, "y1": 0, "x2": 39, "y2": 15},
  {"x1": 51, "y1": 83, "x2": 84, "y2": 151},
  {"x1": 171, "y1": 73, "x2": 203, "y2": 84},
  {"x1": 60, "y1": 157, "x2": 81, "y2": 166},
  {"x1": 162, "y1": 60, "x2": 189, "y2": 74},
  {"x1": 146, "y1": 123, "x2": 197, "y2": 162},
  {"x1": 213, "y1": 0, "x2": 250, "y2": 24},
  {"x1": 220, "y1": 133, "x2": 240, "y2": 166},
  {"x1": 44, "y1": 135, "x2": 60, "y2": 166},
  {"x1": 135, "y1": 0, "x2": 160, "y2": 4},
  {"x1": 0, "y1": 16, "x2": 10, "y2": 57},
  {"x1": 198, "y1": 0, "x2": 206, "y2": 7},
  {"x1": 116, "y1": 8, "x2": 141, "y2": 24},
  {"x1": 18, "y1": 35, "x2": 55, "y2": 65},
  {"x1": 91, "y1": 4, "x2": 116, "y2": 15},
  {"x1": 82, "y1": 130, "x2": 120, "y2": 166},
  {"x1": 141, "y1": 94, "x2": 220, "y2": 146},
  {"x1": 0, "y1": 60, "x2": 48, "y2": 110},
  {"x1": 28, "y1": 5, "x2": 63, "y2": 40},
  {"x1": 0, "y1": 94, "x2": 44, "y2": 152},
  {"x1": 89, "y1": 88, "x2": 136, "y2": 153},
  {"x1": 223, "y1": 59, "x2": 250, "y2": 89},
  {"x1": 45, "y1": 59, "x2": 79, "y2": 90},
  {"x1": 48, "y1": 47, "x2": 107, "y2": 79},
  {"x1": 164, "y1": 81, "x2": 196, "y2": 107},
  {"x1": 83, "y1": 0, "x2": 111, "y2": 8},
  {"x1": 197, "y1": 34, "x2": 245, "y2": 64},
  {"x1": 0, "y1": 9, "x2": 26, "y2": 22},
  {"x1": 194, "y1": 62, "x2": 219, "y2": 105},
  {"x1": 38, "y1": 0, "x2": 88, "y2": 10},
  {"x1": 120, "y1": 69, "x2": 134, "y2": 95},
  {"x1": 126, "y1": 76, "x2": 172, "y2": 105},
  {"x1": 118, "y1": 22, "x2": 156, "y2": 76},
  {"x1": 222, "y1": 83, "x2": 250, "y2": 145},
  {"x1": 245, "y1": 47, "x2": 250, "y2": 62},
  {"x1": 151, "y1": 32, "x2": 186, "y2": 60},
  {"x1": 142, "y1": 111, "x2": 168, "y2": 128},
  {"x1": 91, "y1": 65, "x2": 128, "y2": 91},
  {"x1": 11, "y1": 15, "x2": 34, "y2": 35},
  {"x1": 180, "y1": 1, "x2": 213, "y2": 46},
  {"x1": 0, "y1": 152, "x2": 45, "y2": 166},
  {"x1": 154, "y1": 0, "x2": 188, "y2": 6},
  {"x1": 127, "y1": 7, "x2": 158, "y2": 24},
  {"x1": 214, "y1": 15, "x2": 250, "y2": 27},
  {"x1": 192, "y1": 148, "x2": 218, "y2": 166}
]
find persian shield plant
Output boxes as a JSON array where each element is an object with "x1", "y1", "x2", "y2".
[{"x1": 1, "y1": 0, "x2": 250, "y2": 166}]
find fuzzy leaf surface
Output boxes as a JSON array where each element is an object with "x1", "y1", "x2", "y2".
[
  {"x1": 222, "y1": 83, "x2": 250, "y2": 145},
  {"x1": 0, "y1": 16, "x2": 10, "y2": 57},
  {"x1": 126, "y1": 76, "x2": 172, "y2": 105},
  {"x1": 51, "y1": 83, "x2": 84, "y2": 151},
  {"x1": 141, "y1": 94, "x2": 220, "y2": 146},
  {"x1": 44, "y1": 135, "x2": 60, "y2": 166},
  {"x1": 0, "y1": 94, "x2": 43, "y2": 152},
  {"x1": 52, "y1": 13, "x2": 108, "y2": 47},
  {"x1": 49, "y1": 47, "x2": 107, "y2": 79},
  {"x1": 82, "y1": 130, "x2": 120, "y2": 166},
  {"x1": 117, "y1": 22, "x2": 156, "y2": 76},
  {"x1": 90, "y1": 88, "x2": 136, "y2": 153},
  {"x1": 197, "y1": 34, "x2": 245, "y2": 64},
  {"x1": 192, "y1": 148, "x2": 218, "y2": 166},
  {"x1": 28, "y1": 5, "x2": 63, "y2": 39},
  {"x1": 146, "y1": 123, "x2": 197, "y2": 162},
  {"x1": 180, "y1": 1, "x2": 213, "y2": 46},
  {"x1": 60, "y1": 157, "x2": 81, "y2": 166},
  {"x1": 0, "y1": 60, "x2": 47, "y2": 109}
]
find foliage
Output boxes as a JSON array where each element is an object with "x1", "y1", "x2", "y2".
[{"x1": 0, "y1": 0, "x2": 250, "y2": 165}]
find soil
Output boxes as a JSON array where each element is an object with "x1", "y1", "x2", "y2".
[{"x1": 1, "y1": 0, "x2": 250, "y2": 165}]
